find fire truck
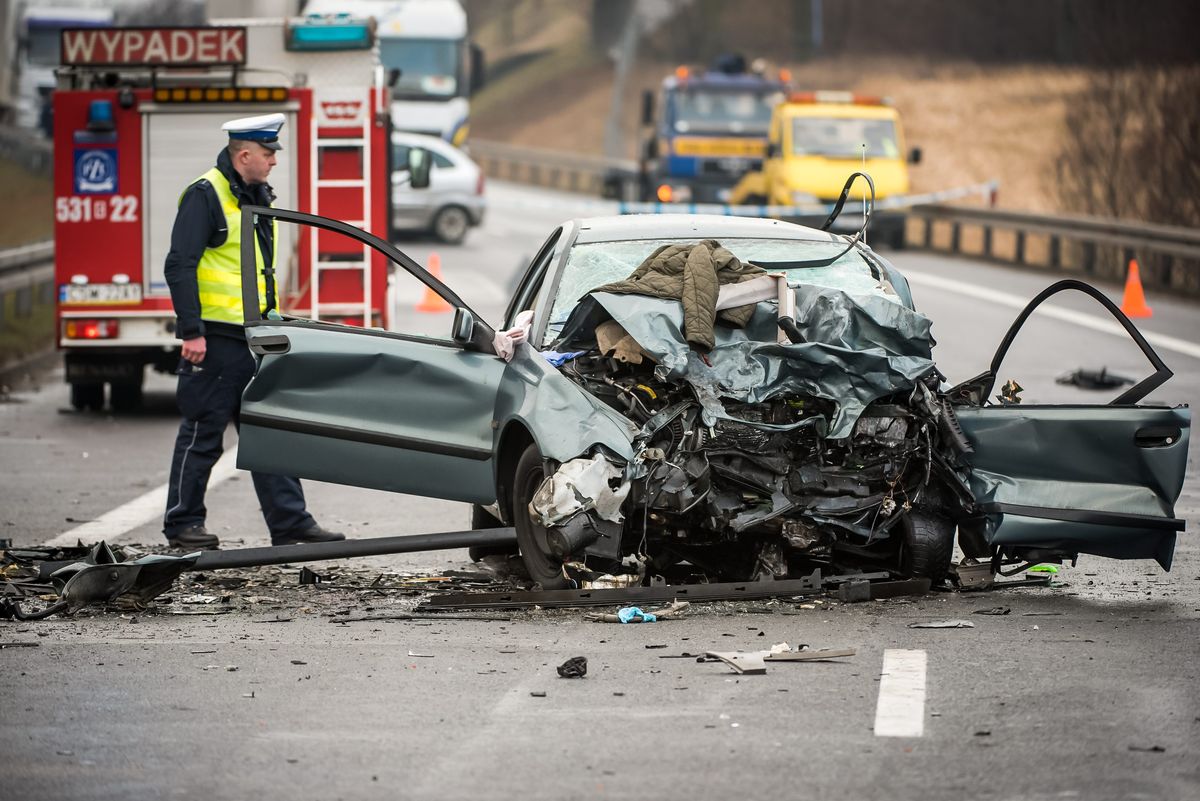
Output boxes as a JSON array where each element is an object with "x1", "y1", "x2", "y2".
[{"x1": 53, "y1": 16, "x2": 395, "y2": 411}]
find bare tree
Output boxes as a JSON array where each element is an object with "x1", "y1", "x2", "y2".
[{"x1": 1056, "y1": 67, "x2": 1200, "y2": 228}]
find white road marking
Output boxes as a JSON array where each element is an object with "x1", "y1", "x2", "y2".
[
  {"x1": 903, "y1": 269, "x2": 1200, "y2": 361},
  {"x1": 46, "y1": 446, "x2": 240, "y2": 547},
  {"x1": 874, "y1": 648, "x2": 927, "y2": 737}
]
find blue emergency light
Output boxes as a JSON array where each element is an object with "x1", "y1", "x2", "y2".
[
  {"x1": 86, "y1": 99, "x2": 115, "y2": 132},
  {"x1": 286, "y1": 16, "x2": 374, "y2": 51}
]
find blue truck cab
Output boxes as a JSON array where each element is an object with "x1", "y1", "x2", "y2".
[{"x1": 640, "y1": 55, "x2": 788, "y2": 204}]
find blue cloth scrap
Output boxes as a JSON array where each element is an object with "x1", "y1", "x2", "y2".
[
  {"x1": 541, "y1": 349, "x2": 586, "y2": 367},
  {"x1": 617, "y1": 606, "x2": 657, "y2": 624}
]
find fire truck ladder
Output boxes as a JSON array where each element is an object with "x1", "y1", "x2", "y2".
[{"x1": 310, "y1": 104, "x2": 372, "y2": 326}]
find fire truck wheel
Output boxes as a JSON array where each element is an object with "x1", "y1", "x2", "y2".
[
  {"x1": 70, "y1": 383, "x2": 105, "y2": 412},
  {"x1": 431, "y1": 206, "x2": 469, "y2": 244},
  {"x1": 110, "y1": 382, "x2": 144, "y2": 413}
]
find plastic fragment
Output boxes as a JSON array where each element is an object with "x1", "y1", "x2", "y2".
[
  {"x1": 557, "y1": 656, "x2": 588, "y2": 678},
  {"x1": 617, "y1": 606, "x2": 657, "y2": 624}
]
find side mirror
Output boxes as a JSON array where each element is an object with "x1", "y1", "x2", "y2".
[
  {"x1": 908, "y1": 146, "x2": 922, "y2": 165},
  {"x1": 408, "y1": 147, "x2": 432, "y2": 189},
  {"x1": 469, "y1": 43, "x2": 485, "y2": 94},
  {"x1": 766, "y1": 142, "x2": 779, "y2": 159},
  {"x1": 452, "y1": 307, "x2": 476, "y2": 345},
  {"x1": 387, "y1": 68, "x2": 402, "y2": 88},
  {"x1": 641, "y1": 89, "x2": 654, "y2": 127}
]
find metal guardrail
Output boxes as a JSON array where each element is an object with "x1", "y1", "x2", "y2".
[
  {"x1": 0, "y1": 239, "x2": 55, "y2": 377},
  {"x1": 471, "y1": 138, "x2": 1199, "y2": 296},
  {"x1": 907, "y1": 204, "x2": 1200, "y2": 296},
  {"x1": 0, "y1": 126, "x2": 52, "y2": 176},
  {"x1": 470, "y1": 139, "x2": 638, "y2": 198}
]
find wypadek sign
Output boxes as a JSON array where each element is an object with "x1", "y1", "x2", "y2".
[{"x1": 61, "y1": 27, "x2": 248, "y2": 67}]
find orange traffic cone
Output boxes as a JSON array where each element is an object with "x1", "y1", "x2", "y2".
[
  {"x1": 416, "y1": 252, "x2": 452, "y2": 313},
  {"x1": 1120, "y1": 258, "x2": 1153, "y2": 318}
]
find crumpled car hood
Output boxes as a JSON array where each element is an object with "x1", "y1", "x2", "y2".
[{"x1": 571, "y1": 285, "x2": 936, "y2": 438}]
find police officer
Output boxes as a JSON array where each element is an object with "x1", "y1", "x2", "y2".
[{"x1": 162, "y1": 113, "x2": 345, "y2": 550}]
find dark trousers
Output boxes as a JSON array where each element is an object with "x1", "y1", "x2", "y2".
[{"x1": 163, "y1": 334, "x2": 314, "y2": 542}]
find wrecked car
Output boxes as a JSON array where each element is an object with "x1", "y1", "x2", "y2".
[{"x1": 234, "y1": 208, "x2": 1190, "y2": 589}]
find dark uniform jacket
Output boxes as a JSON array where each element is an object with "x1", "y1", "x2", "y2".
[{"x1": 164, "y1": 148, "x2": 276, "y2": 342}]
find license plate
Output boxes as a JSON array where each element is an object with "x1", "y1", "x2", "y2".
[{"x1": 59, "y1": 283, "x2": 142, "y2": 305}]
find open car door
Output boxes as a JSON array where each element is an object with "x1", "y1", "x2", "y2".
[
  {"x1": 950, "y1": 280, "x2": 1189, "y2": 571},
  {"x1": 234, "y1": 206, "x2": 505, "y2": 506}
]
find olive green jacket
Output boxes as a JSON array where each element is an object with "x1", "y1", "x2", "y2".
[{"x1": 593, "y1": 240, "x2": 764, "y2": 350}]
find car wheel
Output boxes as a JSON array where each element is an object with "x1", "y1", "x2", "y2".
[
  {"x1": 467, "y1": 504, "x2": 519, "y2": 562},
  {"x1": 70, "y1": 382, "x2": 104, "y2": 411},
  {"x1": 900, "y1": 510, "x2": 955, "y2": 583},
  {"x1": 431, "y1": 206, "x2": 470, "y2": 244},
  {"x1": 109, "y1": 381, "x2": 143, "y2": 413},
  {"x1": 511, "y1": 444, "x2": 568, "y2": 589}
]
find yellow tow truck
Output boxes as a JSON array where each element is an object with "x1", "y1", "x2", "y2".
[{"x1": 730, "y1": 91, "x2": 921, "y2": 247}]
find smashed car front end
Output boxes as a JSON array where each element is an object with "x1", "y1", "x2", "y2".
[{"x1": 525, "y1": 237, "x2": 976, "y2": 583}]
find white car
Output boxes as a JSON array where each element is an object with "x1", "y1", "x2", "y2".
[{"x1": 391, "y1": 132, "x2": 486, "y2": 244}]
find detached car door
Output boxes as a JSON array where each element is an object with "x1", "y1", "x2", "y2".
[
  {"x1": 952, "y1": 280, "x2": 1189, "y2": 570},
  {"x1": 235, "y1": 206, "x2": 505, "y2": 505}
]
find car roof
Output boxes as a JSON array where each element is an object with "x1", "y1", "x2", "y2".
[
  {"x1": 389, "y1": 131, "x2": 459, "y2": 156},
  {"x1": 570, "y1": 214, "x2": 843, "y2": 245}
]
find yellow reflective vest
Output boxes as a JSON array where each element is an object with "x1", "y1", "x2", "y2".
[{"x1": 184, "y1": 166, "x2": 275, "y2": 324}]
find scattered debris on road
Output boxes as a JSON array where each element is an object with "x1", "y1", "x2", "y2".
[
  {"x1": 0, "y1": 538, "x2": 1069, "y2": 624},
  {"x1": 703, "y1": 643, "x2": 855, "y2": 674},
  {"x1": 585, "y1": 601, "x2": 690, "y2": 623},
  {"x1": 907, "y1": 620, "x2": 976, "y2": 629},
  {"x1": 1056, "y1": 367, "x2": 1134, "y2": 390},
  {"x1": 557, "y1": 656, "x2": 588, "y2": 678}
]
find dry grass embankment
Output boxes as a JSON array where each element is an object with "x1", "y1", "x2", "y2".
[{"x1": 0, "y1": 158, "x2": 52, "y2": 248}]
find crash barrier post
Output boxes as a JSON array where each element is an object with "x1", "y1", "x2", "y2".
[
  {"x1": 907, "y1": 204, "x2": 1200, "y2": 298},
  {"x1": 0, "y1": 240, "x2": 56, "y2": 379}
]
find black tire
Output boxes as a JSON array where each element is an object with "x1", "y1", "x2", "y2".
[
  {"x1": 900, "y1": 510, "x2": 956, "y2": 583},
  {"x1": 70, "y1": 382, "x2": 104, "y2": 412},
  {"x1": 467, "y1": 504, "x2": 519, "y2": 561},
  {"x1": 431, "y1": 205, "x2": 470, "y2": 244},
  {"x1": 511, "y1": 444, "x2": 568, "y2": 589},
  {"x1": 109, "y1": 381, "x2": 143, "y2": 413}
]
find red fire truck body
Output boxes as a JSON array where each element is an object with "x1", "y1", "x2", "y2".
[{"x1": 53, "y1": 18, "x2": 392, "y2": 410}]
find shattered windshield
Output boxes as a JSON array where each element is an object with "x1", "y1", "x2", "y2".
[{"x1": 545, "y1": 238, "x2": 890, "y2": 345}]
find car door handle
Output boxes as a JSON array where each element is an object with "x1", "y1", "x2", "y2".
[
  {"x1": 1135, "y1": 426, "x2": 1181, "y2": 448},
  {"x1": 248, "y1": 335, "x2": 290, "y2": 355}
]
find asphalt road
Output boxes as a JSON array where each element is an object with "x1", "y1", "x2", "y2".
[{"x1": 1, "y1": 181, "x2": 1198, "y2": 801}]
